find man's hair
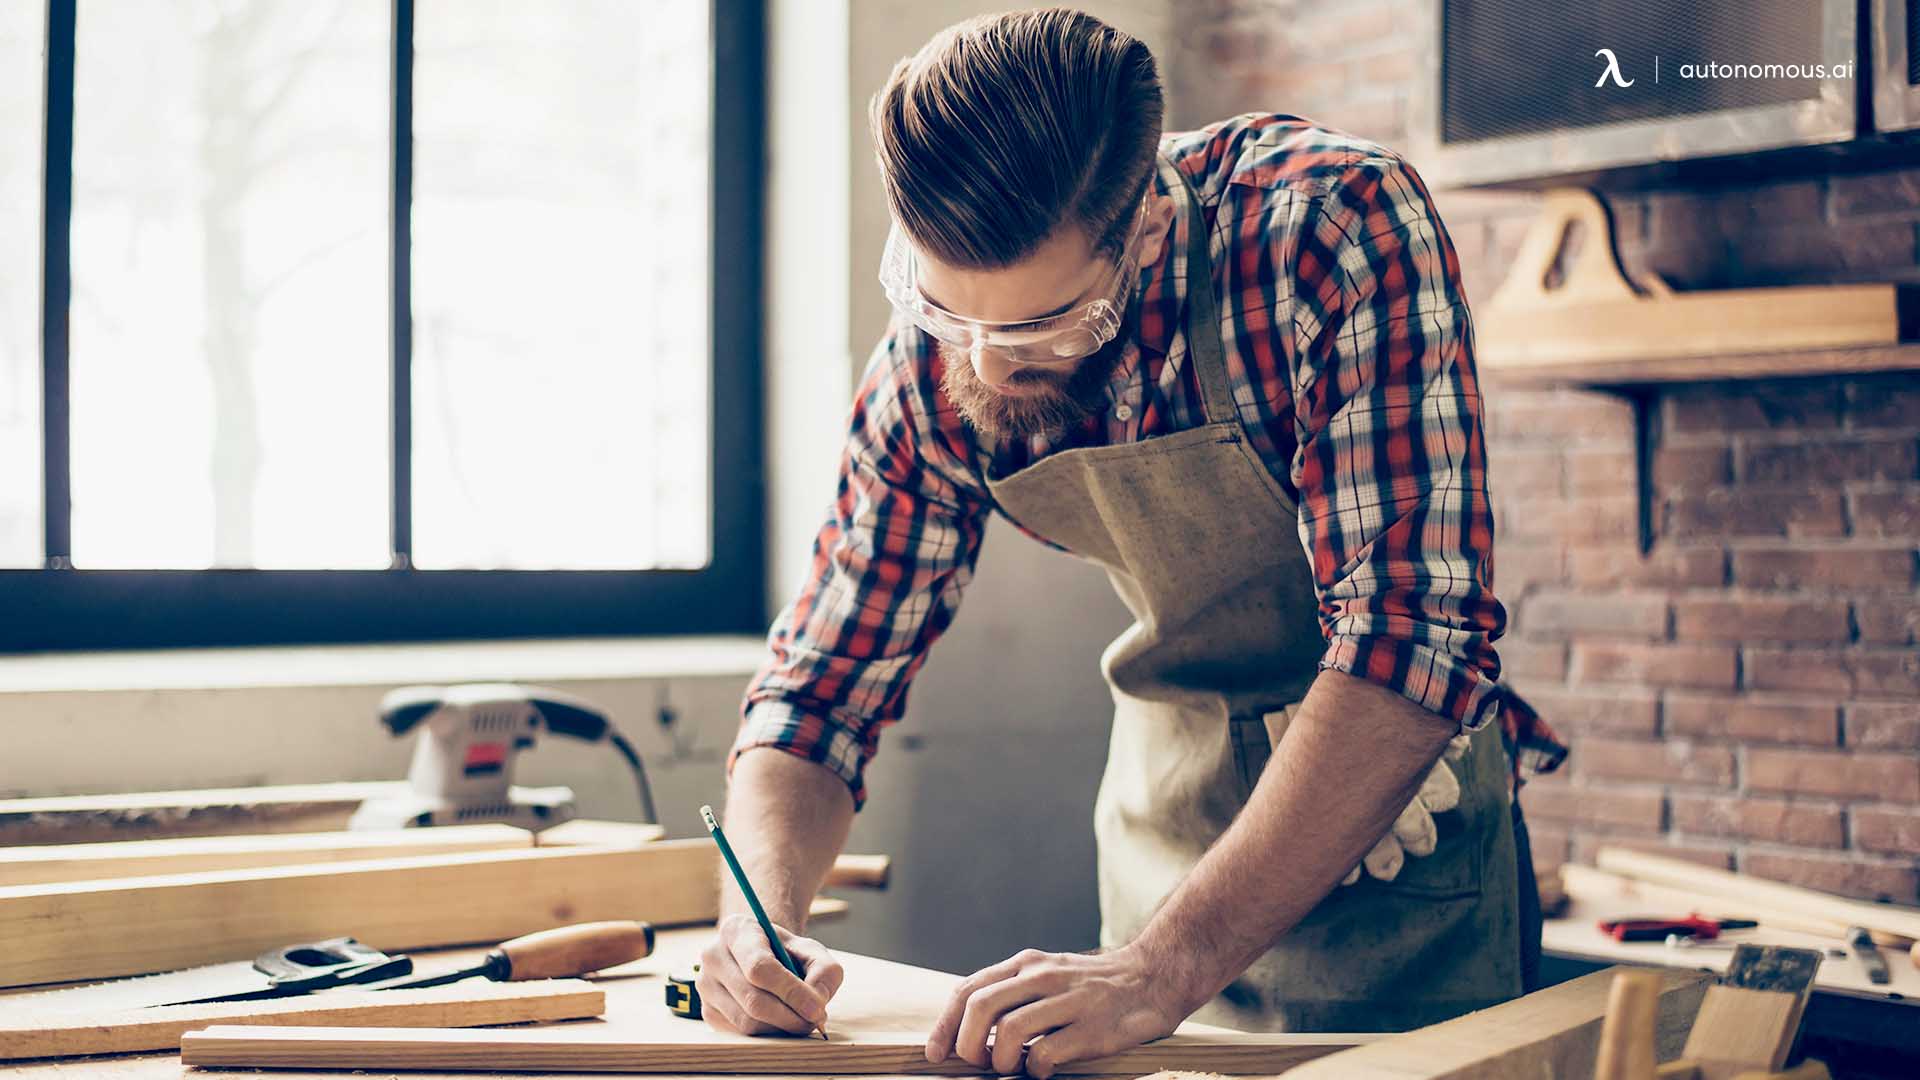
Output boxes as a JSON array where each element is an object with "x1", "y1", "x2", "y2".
[{"x1": 870, "y1": 8, "x2": 1164, "y2": 270}]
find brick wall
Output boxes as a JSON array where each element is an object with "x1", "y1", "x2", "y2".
[{"x1": 1170, "y1": 1, "x2": 1920, "y2": 902}]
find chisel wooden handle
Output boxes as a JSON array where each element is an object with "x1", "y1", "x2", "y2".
[
  {"x1": 825, "y1": 854, "x2": 890, "y2": 890},
  {"x1": 493, "y1": 921, "x2": 655, "y2": 981}
]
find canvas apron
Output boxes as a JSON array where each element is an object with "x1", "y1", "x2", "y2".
[{"x1": 983, "y1": 168, "x2": 1521, "y2": 1032}]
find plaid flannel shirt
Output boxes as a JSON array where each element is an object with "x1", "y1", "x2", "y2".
[{"x1": 734, "y1": 114, "x2": 1566, "y2": 808}]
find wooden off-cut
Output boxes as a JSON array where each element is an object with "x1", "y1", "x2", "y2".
[{"x1": 178, "y1": 1026, "x2": 1366, "y2": 1074}]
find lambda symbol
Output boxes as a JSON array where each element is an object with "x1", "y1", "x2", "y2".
[{"x1": 1594, "y1": 48, "x2": 1634, "y2": 88}]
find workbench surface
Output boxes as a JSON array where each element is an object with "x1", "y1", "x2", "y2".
[{"x1": 0, "y1": 926, "x2": 1218, "y2": 1078}]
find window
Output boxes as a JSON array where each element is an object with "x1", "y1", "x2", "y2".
[{"x1": 1, "y1": 1, "x2": 764, "y2": 650}]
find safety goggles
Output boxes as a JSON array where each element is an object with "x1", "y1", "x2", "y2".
[{"x1": 878, "y1": 197, "x2": 1149, "y2": 366}]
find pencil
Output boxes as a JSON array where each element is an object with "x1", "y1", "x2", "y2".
[{"x1": 700, "y1": 804, "x2": 822, "y2": 1035}]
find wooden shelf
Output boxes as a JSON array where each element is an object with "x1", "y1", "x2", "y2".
[{"x1": 1480, "y1": 342, "x2": 1920, "y2": 388}]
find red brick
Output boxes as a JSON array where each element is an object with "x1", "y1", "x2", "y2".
[
  {"x1": 1500, "y1": 638, "x2": 1568, "y2": 682},
  {"x1": 1500, "y1": 497, "x2": 1638, "y2": 544},
  {"x1": 1571, "y1": 642, "x2": 1737, "y2": 690},
  {"x1": 1491, "y1": 449, "x2": 1564, "y2": 498},
  {"x1": 1851, "y1": 489, "x2": 1920, "y2": 538},
  {"x1": 1742, "y1": 851, "x2": 1920, "y2": 905},
  {"x1": 1854, "y1": 599, "x2": 1920, "y2": 646},
  {"x1": 1495, "y1": 544, "x2": 1565, "y2": 595},
  {"x1": 1522, "y1": 591, "x2": 1668, "y2": 640},
  {"x1": 1664, "y1": 490, "x2": 1844, "y2": 540},
  {"x1": 1670, "y1": 595, "x2": 1850, "y2": 644},
  {"x1": 1572, "y1": 835, "x2": 1734, "y2": 870},
  {"x1": 1733, "y1": 547, "x2": 1914, "y2": 590},
  {"x1": 1829, "y1": 170, "x2": 1920, "y2": 217},
  {"x1": 1846, "y1": 374, "x2": 1920, "y2": 429},
  {"x1": 1579, "y1": 736, "x2": 1735, "y2": 787},
  {"x1": 1663, "y1": 694, "x2": 1838, "y2": 746},
  {"x1": 1847, "y1": 701, "x2": 1920, "y2": 749},
  {"x1": 1733, "y1": 220, "x2": 1918, "y2": 283},
  {"x1": 1663, "y1": 382, "x2": 1842, "y2": 434},
  {"x1": 1522, "y1": 688, "x2": 1659, "y2": 736},
  {"x1": 1853, "y1": 807, "x2": 1920, "y2": 856},
  {"x1": 1570, "y1": 546, "x2": 1724, "y2": 589},
  {"x1": 1746, "y1": 748, "x2": 1920, "y2": 801},
  {"x1": 1745, "y1": 648, "x2": 1920, "y2": 698},
  {"x1": 1741, "y1": 437, "x2": 1919, "y2": 486},
  {"x1": 1651, "y1": 446, "x2": 1731, "y2": 494},
  {"x1": 1489, "y1": 393, "x2": 1634, "y2": 442},
  {"x1": 1566, "y1": 450, "x2": 1635, "y2": 497},
  {"x1": 1520, "y1": 783, "x2": 1664, "y2": 831},
  {"x1": 1668, "y1": 793, "x2": 1845, "y2": 847}
]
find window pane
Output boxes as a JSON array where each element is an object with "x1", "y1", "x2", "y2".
[
  {"x1": 0, "y1": 4, "x2": 44, "y2": 568},
  {"x1": 412, "y1": 1, "x2": 710, "y2": 571},
  {"x1": 69, "y1": 1, "x2": 389, "y2": 569}
]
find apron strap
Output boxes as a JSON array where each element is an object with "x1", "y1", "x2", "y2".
[{"x1": 1169, "y1": 167, "x2": 1237, "y2": 427}]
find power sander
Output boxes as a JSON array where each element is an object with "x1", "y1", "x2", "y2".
[{"x1": 348, "y1": 683, "x2": 656, "y2": 833}]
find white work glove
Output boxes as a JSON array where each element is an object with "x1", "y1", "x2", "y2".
[{"x1": 1338, "y1": 733, "x2": 1470, "y2": 885}]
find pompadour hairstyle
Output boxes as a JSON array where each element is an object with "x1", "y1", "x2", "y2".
[{"x1": 870, "y1": 8, "x2": 1165, "y2": 269}]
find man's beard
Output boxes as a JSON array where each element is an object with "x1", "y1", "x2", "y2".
[{"x1": 938, "y1": 335, "x2": 1126, "y2": 444}]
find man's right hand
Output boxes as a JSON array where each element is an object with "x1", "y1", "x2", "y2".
[{"x1": 697, "y1": 913, "x2": 845, "y2": 1035}]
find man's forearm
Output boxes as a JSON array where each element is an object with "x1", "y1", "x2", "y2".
[
  {"x1": 721, "y1": 747, "x2": 857, "y2": 929},
  {"x1": 1130, "y1": 667, "x2": 1459, "y2": 1011}
]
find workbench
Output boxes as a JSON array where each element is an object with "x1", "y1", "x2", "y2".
[
  {"x1": 1544, "y1": 896, "x2": 1920, "y2": 1077},
  {"x1": 0, "y1": 925, "x2": 1225, "y2": 1078}
]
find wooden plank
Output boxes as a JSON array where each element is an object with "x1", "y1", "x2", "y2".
[
  {"x1": 1482, "y1": 343, "x2": 1920, "y2": 388},
  {"x1": 1596, "y1": 847, "x2": 1920, "y2": 945},
  {"x1": 0, "y1": 825, "x2": 532, "y2": 886},
  {"x1": 0, "y1": 783, "x2": 396, "y2": 846},
  {"x1": 1681, "y1": 986, "x2": 1802, "y2": 1072},
  {"x1": 1595, "y1": 970, "x2": 1663, "y2": 1080},
  {"x1": 540, "y1": 822, "x2": 888, "y2": 891},
  {"x1": 1559, "y1": 864, "x2": 1860, "y2": 940},
  {"x1": 0, "y1": 979, "x2": 601, "y2": 1061},
  {"x1": 530, "y1": 820, "x2": 666, "y2": 848},
  {"x1": 0, "y1": 842, "x2": 720, "y2": 988},
  {"x1": 0, "y1": 782, "x2": 569, "y2": 846},
  {"x1": 1280, "y1": 967, "x2": 1710, "y2": 1080},
  {"x1": 177, "y1": 1026, "x2": 1366, "y2": 1074}
]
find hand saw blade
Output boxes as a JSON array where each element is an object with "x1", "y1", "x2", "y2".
[{"x1": 0, "y1": 960, "x2": 267, "y2": 1015}]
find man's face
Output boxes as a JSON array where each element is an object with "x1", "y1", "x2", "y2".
[{"x1": 915, "y1": 197, "x2": 1175, "y2": 442}]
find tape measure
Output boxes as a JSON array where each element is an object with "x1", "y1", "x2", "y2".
[{"x1": 665, "y1": 964, "x2": 701, "y2": 1019}]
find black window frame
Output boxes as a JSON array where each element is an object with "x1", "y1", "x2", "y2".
[{"x1": 4, "y1": 0, "x2": 766, "y2": 653}]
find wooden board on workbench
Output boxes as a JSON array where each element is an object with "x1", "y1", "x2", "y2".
[
  {"x1": 1282, "y1": 967, "x2": 1710, "y2": 1080},
  {"x1": 0, "y1": 824, "x2": 534, "y2": 886},
  {"x1": 0, "y1": 927, "x2": 1234, "y2": 1080},
  {"x1": 0, "y1": 842, "x2": 719, "y2": 988},
  {"x1": 182, "y1": 1026, "x2": 1365, "y2": 1074},
  {"x1": 0, "y1": 979, "x2": 601, "y2": 1061}
]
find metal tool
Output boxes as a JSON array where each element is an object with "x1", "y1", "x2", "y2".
[
  {"x1": 159, "y1": 938, "x2": 412, "y2": 1007},
  {"x1": 665, "y1": 963, "x2": 702, "y2": 1019},
  {"x1": 1846, "y1": 925, "x2": 1891, "y2": 985},
  {"x1": 364, "y1": 921, "x2": 655, "y2": 992},
  {"x1": 349, "y1": 683, "x2": 657, "y2": 832},
  {"x1": 1600, "y1": 914, "x2": 1758, "y2": 942}
]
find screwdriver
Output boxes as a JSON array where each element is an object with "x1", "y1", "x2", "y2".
[{"x1": 366, "y1": 920, "x2": 656, "y2": 992}]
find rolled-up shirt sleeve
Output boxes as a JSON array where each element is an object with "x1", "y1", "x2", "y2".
[
  {"x1": 731, "y1": 329, "x2": 991, "y2": 809},
  {"x1": 1287, "y1": 154, "x2": 1507, "y2": 731}
]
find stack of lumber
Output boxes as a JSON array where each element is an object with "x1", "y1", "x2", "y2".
[
  {"x1": 1565, "y1": 847, "x2": 1920, "y2": 953},
  {"x1": 0, "y1": 806, "x2": 880, "y2": 1062}
]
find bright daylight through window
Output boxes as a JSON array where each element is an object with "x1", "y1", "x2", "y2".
[{"x1": 11, "y1": 1, "x2": 713, "y2": 573}]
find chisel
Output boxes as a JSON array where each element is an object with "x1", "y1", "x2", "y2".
[{"x1": 365, "y1": 921, "x2": 656, "y2": 992}]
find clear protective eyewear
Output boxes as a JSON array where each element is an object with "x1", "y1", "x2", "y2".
[{"x1": 879, "y1": 196, "x2": 1150, "y2": 366}]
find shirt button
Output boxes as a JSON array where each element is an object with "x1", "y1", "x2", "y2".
[{"x1": 1114, "y1": 404, "x2": 1134, "y2": 422}]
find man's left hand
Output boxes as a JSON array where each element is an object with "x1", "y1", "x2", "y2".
[{"x1": 923, "y1": 945, "x2": 1191, "y2": 1077}]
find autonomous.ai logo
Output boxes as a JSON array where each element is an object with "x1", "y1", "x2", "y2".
[{"x1": 1594, "y1": 48, "x2": 1634, "y2": 87}]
